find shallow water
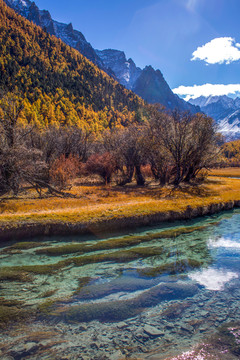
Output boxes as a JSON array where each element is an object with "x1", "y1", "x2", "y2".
[{"x1": 0, "y1": 210, "x2": 240, "y2": 359}]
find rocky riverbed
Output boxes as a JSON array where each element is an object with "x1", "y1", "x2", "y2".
[{"x1": 1, "y1": 210, "x2": 240, "y2": 359}]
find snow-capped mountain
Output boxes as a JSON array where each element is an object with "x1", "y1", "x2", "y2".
[
  {"x1": 4, "y1": 0, "x2": 198, "y2": 113},
  {"x1": 189, "y1": 95, "x2": 240, "y2": 139}
]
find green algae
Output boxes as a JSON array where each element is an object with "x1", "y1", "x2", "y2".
[
  {"x1": 0, "y1": 269, "x2": 33, "y2": 282},
  {"x1": 38, "y1": 299, "x2": 57, "y2": 315},
  {"x1": 137, "y1": 257, "x2": 210, "y2": 278},
  {"x1": 9, "y1": 241, "x2": 45, "y2": 250},
  {"x1": 35, "y1": 223, "x2": 214, "y2": 257},
  {"x1": 1, "y1": 246, "x2": 165, "y2": 275},
  {"x1": 0, "y1": 298, "x2": 33, "y2": 327},
  {"x1": 73, "y1": 277, "x2": 95, "y2": 295},
  {"x1": 42, "y1": 289, "x2": 58, "y2": 298},
  {"x1": 0, "y1": 241, "x2": 46, "y2": 255}
]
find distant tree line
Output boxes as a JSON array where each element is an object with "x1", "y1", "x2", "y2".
[
  {"x1": 217, "y1": 139, "x2": 240, "y2": 167},
  {"x1": 0, "y1": 95, "x2": 219, "y2": 197}
]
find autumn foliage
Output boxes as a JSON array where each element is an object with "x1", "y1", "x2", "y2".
[
  {"x1": 49, "y1": 155, "x2": 79, "y2": 189},
  {"x1": 85, "y1": 153, "x2": 117, "y2": 185},
  {"x1": 0, "y1": 0, "x2": 144, "y2": 132}
]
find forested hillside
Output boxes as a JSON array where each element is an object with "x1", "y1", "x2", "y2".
[{"x1": 0, "y1": 0, "x2": 144, "y2": 131}]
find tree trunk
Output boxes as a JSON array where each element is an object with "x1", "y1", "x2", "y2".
[
  {"x1": 135, "y1": 165, "x2": 145, "y2": 186},
  {"x1": 119, "y1": 165, "x2": 134, "y2": 186}
]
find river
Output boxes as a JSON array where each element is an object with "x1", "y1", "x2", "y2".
[{"x1": 0, "y1": 209, "x2": 240, "y2": 359}]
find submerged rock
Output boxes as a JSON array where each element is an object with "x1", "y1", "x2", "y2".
[{"x1": 144, "y1": 325, "x2": 164, "y2": 337}]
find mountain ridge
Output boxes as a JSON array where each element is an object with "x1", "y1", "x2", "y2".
[
  {"x1": 4, "y1": 0, "x2": 199, "y2": 113},
  {"x1": 0, "y1": 0, "x2": 144, "y2": 131},
  {"x1": 189, "y1": 95, "x2": 240, "y2": 139}
]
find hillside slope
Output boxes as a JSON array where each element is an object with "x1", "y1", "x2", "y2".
[
  {"x1": 5, "y1": 0, "x2": 199, "y2": 113},
  {"x1": 0, "y1": 0, "x2": 144, "y2": 131}
]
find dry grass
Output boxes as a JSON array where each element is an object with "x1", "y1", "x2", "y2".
[
  {"x1": 0, "y1": 175, "x2": 240, "y2": 229},
  {"x1": 210, "y1": 167, "x2": 240, "y2": 178}
]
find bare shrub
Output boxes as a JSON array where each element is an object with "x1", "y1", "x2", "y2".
[
  {"x1": 49, "y1": 154, "x2": 79, "y2": 189},
  {"x1": 85, "y1": 152, "x2": 116, "y2": 185}
]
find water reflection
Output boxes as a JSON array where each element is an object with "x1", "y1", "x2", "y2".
[
  {"x1": 0, "y1": 210, "x2": 240, "y2": 359},
  {"x1": 189, "y1": 267, "x2": 239, "y2": 291},
  {"x1": 209, "y1": 237, "x2": 240, "y2": 249}
]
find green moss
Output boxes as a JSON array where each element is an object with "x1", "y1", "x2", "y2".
[
  {"x1": 10, "y1": 241, "x2": 45, "y2": 250},
  {"x1": 0, "y1": 298, "x2": 23, "y2": 307},
  {"x1": 137, "y1": 258, "x2": 208, "y2": 278},
  {"x1": 0, "y1": 298, "x2": 33, "y2": 327},
  {"x1": 0, "y1": 269, "x2": 33, "y2": 282},
  {"x1": 42, "y1": 289, "x2": 58, "y2": 298},
  {"x1": 1, "y1": 263, "x2": 62, "y2": 275},
  {"x1": 1, "y1": 234, "x2": 210, "y2": 278},
  {"x1": 38, "y1": 300, "x2": 56, "y2": 315},
  {"x1": 36, "y1": 224, "x2": 213, "y2": 257},
  {"x1": 73, "y1": 277, "x2": 94, "y2": 295},
  {"x1": 0, "y1": 246, "x2": 164, "y2": 275}
]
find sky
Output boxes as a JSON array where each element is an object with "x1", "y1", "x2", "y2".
[{"x1": 33, "y1": 0, "x2": 240, "y2": 99}]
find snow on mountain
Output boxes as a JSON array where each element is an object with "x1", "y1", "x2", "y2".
[
  {"x1": 218, "y1": 110, "x2": 240, "y2": 139},
  {"x1": 6, "y1": 0, "x2": 29, "y2": 7},
  {"x1": 96, "y1": 49, "x2": 141, "y2": 89},
  {"x1": 96, "y1": 52, "x2": 198, "y2": 112},
  {"x1": 189, "y1": 95, "x2": 240, "y2": 139},
  {"x1": 190, "y1": 95, "x2": 237, "y2": 112}
]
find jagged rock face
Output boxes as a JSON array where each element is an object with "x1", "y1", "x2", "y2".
[
  {"x1": 96, "y1": 49, "x2": 141, "y2": 89},
  {"x1": 4, "y1": 0, "x2": 198, "y2": 113},
  {"x1": 189, "y1": 95, "x2": 240, "y2": 139},
  {"x1": 132, "y1": 66, "x2": 199, "y2": 112},
  {"x1": 190, "y1": 95, "x2": 238, "y2": 121},
  {"x1": 96, "y1": 53, "x2": 198, "y2": 112},
  {"x1": 4, "y1": 0, "x2": 105, "y2": 69}
]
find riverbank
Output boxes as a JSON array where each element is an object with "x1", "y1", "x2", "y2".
[{"x1": 1, "y1": 176, "x2": 240, "y2": 240}]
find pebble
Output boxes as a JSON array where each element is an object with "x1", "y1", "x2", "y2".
[
  {"x1": 180, "y1": 324, "x2": 194, "y2": 333},
  {"x1": 144, "y1": 325, "x2": 165, "y2": 337},
  {"x1": 109, "y1": 350, "x2": 123, "y2": 360},
  {"x1": 117, "y1": 321, "x2": 128, "y2": 329}
]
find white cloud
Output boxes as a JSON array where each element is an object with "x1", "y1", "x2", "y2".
[
  {"x1": 173, "y1": 83, "x2": 240, "y2": 100},
  {"x1": 189, "y1": 268, "x2": 238, "y2": 291},
  {"x1": 192, "y1": 37, "x2": 240, "y2": 64}
]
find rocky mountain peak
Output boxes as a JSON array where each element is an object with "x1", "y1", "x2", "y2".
[
  {"x1": 189, "y1": 95, "x2": 240, "y2": 140},
  {"x1": 4, "y1": 0, "x2": 199, "y2": 113},
  {"x1": 96, "y1": 49, "x2": 142, "y2": 89},
  {"x1": 66, "y1": 22, "x2": 74, "y2": 34}
]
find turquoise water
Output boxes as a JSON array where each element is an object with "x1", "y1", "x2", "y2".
[{"x1": 0, "y1": 210, "x2": 240, "y2": 359}]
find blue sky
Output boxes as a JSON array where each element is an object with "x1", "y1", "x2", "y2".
[{"x1": 34, "y1": 0, "x2": 240, "y2": 99}]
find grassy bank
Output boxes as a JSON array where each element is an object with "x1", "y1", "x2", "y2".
[
  {"x1": 210, "y1": 167, "x2": 240, "y2": 177},
  {"x1": 1, "y1": 174, "x2": 240, "y2": 239}
]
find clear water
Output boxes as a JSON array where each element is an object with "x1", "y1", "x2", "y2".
[{"x1": 0, "y1": 210, "x2": 240, "y2": 359}]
